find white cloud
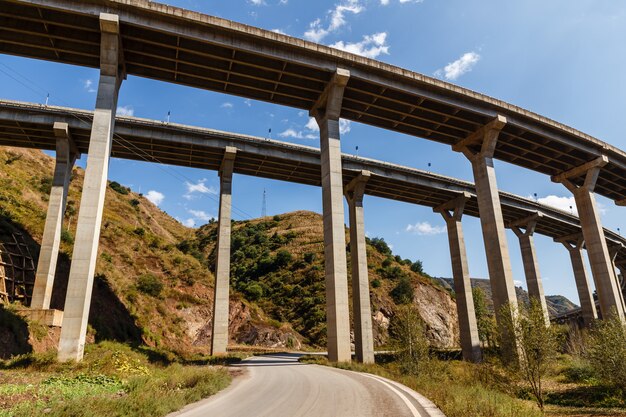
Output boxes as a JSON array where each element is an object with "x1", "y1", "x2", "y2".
[
  {"x1": 220, "y1": 102, "x2": 234, "y2": 109},
  {"x1": 381, "y1": 0, "x2": 423, "y2": 4},
  {"x1": 305, "y1": 117, "x2": 319, "y2": 131},
  {"x1": 534, "y1": 195, "x2": 578, "y2": 216},
  {"x1": 514, "y1": 280, "x2": 523, "y2": 287},
  {"x1": 243, "y1": 99, "x2": 253, "y2": 107},
  {"x1": 271, "y1": 28, "x2": 287, "y2": 35},
  {"x1": 116, "y1": 105, "x2": 134, "y2": 116},
  {"x1": 145, "y1": 190, "x2": 164, "y2": 206},
  {"x1": 188, "y1": 209, "x2": 214, "y2": 222},
  {"x1": 249, "y1": 0, "x2": 265, "y2": 5},
  {"x1": 304, "y1": 0, "x2": 363, "y2": 43},
  {"x1": 184, "y1": 179, "x2": 216, "y2": 199},
  {"x1": 435, "y1": 51, "x2": 481, "y2": 81},
  {"x1": 339, "y1": 119, "x2": 351, "y2": 134},
  {"x1": 406, "y1": 221, "x2": 446, "y2": 235},
  {"x1": 83, "y1": 79, "x2": 96, "y2": 93},
  {"x1": 330, "y1": 32, "x2": 389, "y2": 58},
  {"x1": 183, "y1": 218, "x2": 195, "y2": 228}
]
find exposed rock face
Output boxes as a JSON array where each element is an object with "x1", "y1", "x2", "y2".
[{"x1": 412, "y1": 282, "x2": 459, "y2": 348}]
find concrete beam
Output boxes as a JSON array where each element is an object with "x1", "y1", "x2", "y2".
[
  {"x1": 434, "y1": 194, "x2": 482, "y2": 362},
  {"x1": 453, "y1": 115, "x2": 519, "y2": 356},
  {"x1": 58, "y1": 13, "x2": 124, "y2": 362},
  {"x1": 211, "y1": 146, "x2": 237, "y2": 355},
  {"x1": 510, "y1": 214, "x2": 550, "y2": 326},
  {"x1": 556, "y1": 235, "x2": 597, "y2": 325},
  {"x1": 314, "y1": 69, "x2": 352, "y2": 362},
  {"x1": 553, "y1": 159, "x2": 624, "y2": 321},
  {"x1": 31, "y1": 123, "x2": 77, "y2": 310},
  {"x1": 344, "y1": 170, "x2": 374, "y2": 364},
  {"x1": 551, "y1": 156, "x2": 609, "y2": 184}
]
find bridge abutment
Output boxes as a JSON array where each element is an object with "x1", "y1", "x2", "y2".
[
  {"x1": 210, "y1": 147, "x2": 237, "y2": 355},
  {"x1": 509, "y1": 213, "x2": 550, "y2": 326},
  {"x1": 434, "y1": 193, "x2": 482, "y2": 362},
  {"x1": 345, "y1": 171, "x2": 374, "y2": 364},
  {"x1": 31, "y1": 122, "x2": 77, "y2": 310},
  {"x1": 58, "y1": 13, "x2": 124, "y2": 362},
  {"x1": 311, "y1": 69, "x2": 352, "y2": 362},
  {"x1": 552, "y1": 156, "x2": 625, "y2": 321}
]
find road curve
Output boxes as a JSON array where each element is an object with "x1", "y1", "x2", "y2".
[{"x1": 169, "y1": 353, "x2": 445, "y2": 417}]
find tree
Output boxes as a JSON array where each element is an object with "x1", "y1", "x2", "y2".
[
  {"x1": 586, "y1": 310, "x2": 626, "y2": 392},
  {"x1": 473, "y1": 287, "x2": 496, "y2": 347},
  {"x1": 390, "y1": 277, "x2": 414, "y2": 305},
  {"x1": 500, "y1": 299, "x2": 558, "y2": 412},
  {"x1": 389, "y1": 305, "x2": 430, "y2": 375}
]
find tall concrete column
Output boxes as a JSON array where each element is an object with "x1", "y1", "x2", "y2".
[
  {"x1": 31, "y1": 123, "x2": 78, "y2": 310},
  {"x1": 556, "y1": 235, "x2": 597, "y2": 326},
  {"x1": 434, "y1": 192, "x2": 481, "y2": 362},
  {"x1": 58, "y1": 13, "x2": 124, "y2": 362},
  {"x1": 552, "y1": 156, "x2": 624, "y2": 321},
  {"x1": 452, "y1": 115, "x2": 519, "y2": 354},
  {"x1": 311, "y1": 68, "x2": 351, "y2": 362},
  {"x1": 345, "y1": 171, "x2": 374, "y2": 364},
  {"x1": 509, "y1": 213, "x2": 550, "y2": 326},
  {"x1": 608, "y1": 244, "x2": 626, "y2": 315},
  {"x1": 210, "y1": 147, "x2": 237, "y2": 356}
]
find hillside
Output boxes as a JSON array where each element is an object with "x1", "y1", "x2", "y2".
[
  {"x1": 1, "y1": 147, "x2": 459, "y2": 358},
  {"x1": 435, "y1": 277, "x2": 579, "y2": 317}
]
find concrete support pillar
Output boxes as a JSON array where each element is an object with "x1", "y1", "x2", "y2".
[
  {"x1": 311, "y1": 68, "x2": 351, "y2": 362},
  {"x1": 434, "y1": 192, "x2": 482, "y2": 362},
  {"x1": 608, "y1": 244, "x2": 626, "y2": 315},
  {"x1": 509, "y1": 213, "x2": 550, "y2": 326},
  {"x1": 452, "y1": 115, "x2": 519, "y2": 354},
  {"x1": 556, "y1": 236, "x2": 597, "y2": 326},
  {"x1": 31, "y1": 123, "x2": 78, "y2": 310},
  {"x1": 58, "y1": 13, "x2": 124, "y2": 362},
  {"x1": 552, "y1": 156, "x2": 624, "y2": 321},
  {"x1": 210, "y1": 147, "x2": 237, "y2": 356},
  {"x1": 345, "y1": 171, "x2": 374, "y2": 364}
]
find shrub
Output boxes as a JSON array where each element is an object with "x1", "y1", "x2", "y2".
[
  {"x1": 274, "y1": 250, "x2": 292, "y2": 268},
  {"x1": 303, "y1": 252, "x2": 316, "y2": 264},
  {"x1": 369, "y1": 237, "x2": 392, "y2": 256},
  {"x1": 587, "y1": 311, "x2": 626, "y2": 392},
  {"x1": 136, "y1": 274, "x2": 164, "y2": 298},
  {"x1": 133, "y1": 227, "x2": 145, "y2": 236},
  {"x1": 390, "y1": 276, "x2": 414, "y2": 304},
  {"x1": 130, "y1": 198, "x2": 140, "y2": 207},
  {"x1": 245, "y1": 282, "x2": 264, "y2": 301},
  {"x1": 109, "y1": 181, "x2": 129, "y2": 195},
  {"x1": 273, "y1": 214, "x2": 281, "y2": 221},
  {"x1": 381, "y1": 257, "x2": 393, "y2": 268},
  {"x1": 60, "y1": 228, "x2": 74, "y2": 244},
  {"x1": 371, "y1": 279, "x2": 381, "y2": 288},
  {"x1": 410, "y1": 260, "x2": 424, "y2": 274}
]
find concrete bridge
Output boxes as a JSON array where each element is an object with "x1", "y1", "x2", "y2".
[{"x1": 1, "y1": 0, "x2": 625, "y2": 364}]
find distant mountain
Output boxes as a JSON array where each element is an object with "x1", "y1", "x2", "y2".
[{"x1": 434, "y1": 277, "x2": 579, "y2": 318}]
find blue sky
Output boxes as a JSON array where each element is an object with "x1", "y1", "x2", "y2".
[{"x1": 1, "y1": 0, "x2": 625, "y2": 304}]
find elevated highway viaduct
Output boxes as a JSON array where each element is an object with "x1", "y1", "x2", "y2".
[
  {"x1": 1, "y1": 0, "x2": 625, "y2": 362},
  {"x1": 1, "y1": 99, "x2": 625, "y2": 363}
]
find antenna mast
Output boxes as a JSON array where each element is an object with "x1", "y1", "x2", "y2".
[{"x1": 261, "y1": 188, "x2": 267, "y2": 217}]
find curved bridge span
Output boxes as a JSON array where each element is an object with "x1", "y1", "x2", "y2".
[{"x1": 1, "y1": 0, "x2": 625, "y2": 367}]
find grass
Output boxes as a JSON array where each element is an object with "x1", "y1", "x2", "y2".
[
  {"x1": 0, "y1": 341, "x2": 235, "y2": 417},
  {"x1": 301, "y1": 352, "x2": 626, "y2": 417}
]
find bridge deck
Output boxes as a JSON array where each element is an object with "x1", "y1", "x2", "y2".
[
  {"x1": 0, "y1": 99, "x2": 624, "y2": 268},
  {"x1": 1, "y1": 0, "x2": 626, "y2": 203}
]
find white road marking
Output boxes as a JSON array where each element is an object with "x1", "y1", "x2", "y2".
[
  {"x1": 360, "y1": 374, "x2": 422, "y2": 417},
  {"x1": 367, "y1": 374, "x2": 447, "y2": 417}
]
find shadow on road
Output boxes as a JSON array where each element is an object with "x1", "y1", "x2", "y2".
[{"x1": 235, "y1": 352, "x2": 309, "y2": 367}]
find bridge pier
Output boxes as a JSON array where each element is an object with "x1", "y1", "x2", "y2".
[
  {"x1": 552, "y1": 156, "x2": 624, "y2": 321},
  {"x1": 311, "y1": 69, "x2": 351, "y2": 362},
  {"x1": 509, "y1": 213, "x2": 550, "y2": 326},
  {"x1": 434, "y1": 193, "x2": 481, "y2": 362},
  {"x1": 345, "y1": 171, "x2": 374, "y2": 364},
  {"x1": 31, "y1": 123, "x2": 77, "y2": 311},
  {"x1": 453, "y1": 115, "x2": 519, "y2": 356},
  {"x1": 210, "y1": 147, "x2": 237, "y2": 355},
  {"x1": 556, "y1": 235, "x2": 597, "y2": 326},
  {"x1": 58, "y1": 13, "x2": 124, "y2": 362},
  {"x1": 608, "y1": 244, "x2": 626, "y2": 315}
]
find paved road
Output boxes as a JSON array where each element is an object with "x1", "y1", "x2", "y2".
[{"x1": 170, "y1": 353, "x2": 445, "y2": 417}]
